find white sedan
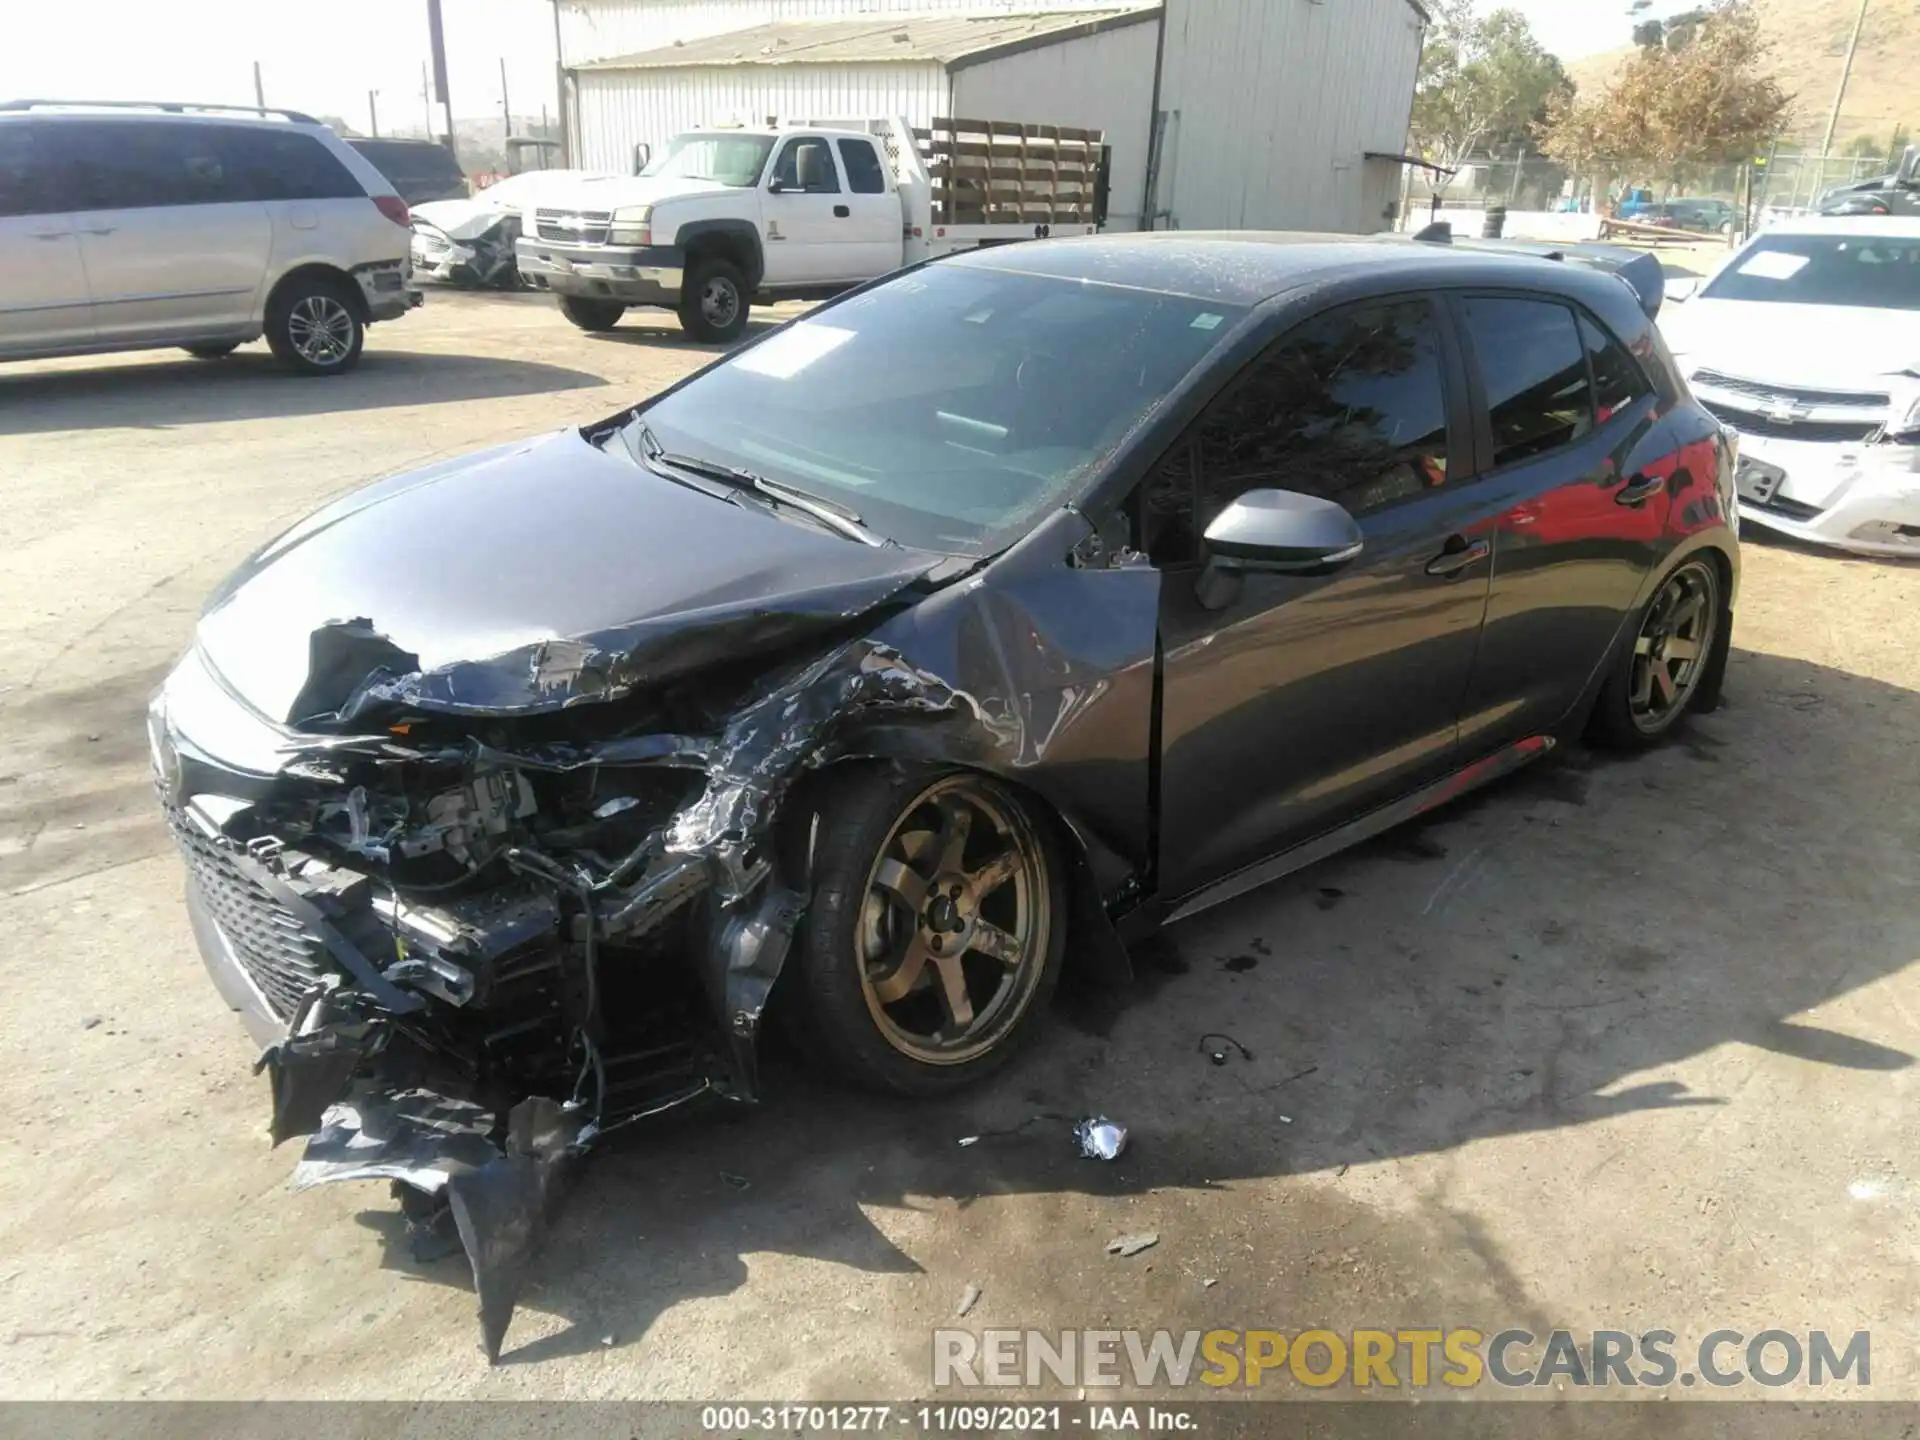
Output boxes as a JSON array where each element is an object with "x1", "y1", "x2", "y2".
[
  {"x1": 1660, "y1": 215, "x2": 1920, "y2": 557},
  {"x1": 411, "y1": 168, "x2": 622, "y2": 288}
]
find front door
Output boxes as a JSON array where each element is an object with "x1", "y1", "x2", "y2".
[
  {"x1": 53, "y1": 118, "x2": 271, "y2": 345},
  {"x1": 0, "y1": 121, "x2": 94, "y2": 356},
  {"x1": 1148, "y1": 296, "x2": 1502, "y2": 901},
  {"x1": 1447, "y1": 294, "x2": 1672, "y2": 752},
  {"x1": 762, "y1": 135, "x2": 849, "y2": 285}
]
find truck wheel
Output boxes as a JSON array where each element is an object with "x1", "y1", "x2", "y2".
[
  {"x1": 559, "y1": 296, "x2": 626, "y2": 332},
  {"x1": 678, "y1": 258, "x2": 750, "y2": 343},
  {"x1": 265, "y1": 277, "x2": 364, "y2": 375}
]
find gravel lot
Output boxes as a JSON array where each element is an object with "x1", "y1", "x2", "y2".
[{"x1": 2, "y1": 287, "x2": 1917, "y2": 1406}]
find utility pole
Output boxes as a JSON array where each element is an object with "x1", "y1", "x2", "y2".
[
  {"x1": 1820, "y1": 0, "x2": 1871, "y2": 158},
  {"x1": 421, "y1": 62, "x2": 432, "y2": 137},
  {"x1": 500, "y1": 57, "x2": 512, "y2": 147},
  {"x1": 427, "y1": 0, "x2": 457, "y2": 163},
  {"x1": 368, "y1": 89, "x2": 380, "y2": 138},
  {"x1": 551, "y1": 0, "x2": 571, "y2": 167},
  {"x1": 252, "y1": 61, "x2": 265, "y2": 111}
]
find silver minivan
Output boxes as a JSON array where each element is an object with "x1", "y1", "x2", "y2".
[{"x1": 0, "y1": 100, "x2": 421, "y2": 374}]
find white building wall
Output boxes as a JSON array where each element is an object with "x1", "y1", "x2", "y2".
[
  {"x1": 949, "y1": 18, "x2": 1158, "y2": 230},
  {"x1": 575, "y1": 62, "x2": 950, "y2": 170},
  {"x1": 559, "y1": 0, "x2": 1127, "y2": 65},
  {"x1": 1152, "y1": 0, "x2": 1424, "y2": 234}
]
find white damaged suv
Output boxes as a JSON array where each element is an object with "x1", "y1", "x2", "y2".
[
  {"x1": 1661, "y1": 215, "x2": 1920, "y2": 556},
  {"x1": 0, "y1": 100, "x2": 420, "y2": 374}
]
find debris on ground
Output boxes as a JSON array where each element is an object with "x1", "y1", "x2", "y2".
[
  {"x1": 80, "y1": 1016, "x2": 102, "y2": 1031},
  {"x1": 1316, "y1": 887, "x2": 1346, "y2": 910},
  {"x1": 956, "y1": 1283, "x2": 982, "y2": 1318},
  {"x1": 1106, "y1": 1232, "x2": 1159, "y2": 1258},
  {"x1": 601, "y1": 1334, "x2": 615, "y2": 1347},
  {"x1": 1199, "y1": 1033, "x2": 1252, "y2": 1067},
  {"x1": 957, "y1": 1136, "x2": 980, "y2": 1147},
  {"x1": 1203, "y1": 1277, "x2": 1218, "y2": 1288},
  {"x1": 720, "y1": 1171, "x2": 751, "y2": 1190},
  {"x1": 1073, "y1": 1116, "x2": 1128, "y2": 1160}
]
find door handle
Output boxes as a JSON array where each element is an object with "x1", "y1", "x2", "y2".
[
  {"x1": 833, "y1": 204, "x2": 850, "y2": 218},
  {"x1": 1616, "y1": 473, "x2": 1664, "y2": 507},
  {"x1": 79, "y1": 226, "x2": 116, "y2": 236},
  {"x1": 1425, "y1": 535, "x2": 1490, "y2": 578},
  {"x1": 29, "y1": 229, "x2": 71, "y2": 240}
]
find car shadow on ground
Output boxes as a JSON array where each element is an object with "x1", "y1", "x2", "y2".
[
  {"x1": 0, "y1": 349, "x2": 608, "y2": 435},
  {"x1": 331, "y1": 644, "x2": 1914, "y2": 1366},
  {"x1": 580, "y1": 316, "x2": 787, "y2": 355}
]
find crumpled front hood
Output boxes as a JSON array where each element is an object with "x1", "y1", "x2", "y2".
[
  {"x1": 1664, "y1": 298, "x2": 1918, "y2": 389},
  {"x1": 410, "y1": 198, "x2": 513, "y2": 241},
  {"x1": 195, "y1": 430, "x2": 942, "y2": 727}
]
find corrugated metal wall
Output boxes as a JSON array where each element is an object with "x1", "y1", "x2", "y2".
[
  {"x1": 1152, "y1": 0, "x2": 1424, "y2": 234},
  {"x1": 574, "y1": 63, "x2": 950, "y2": 169},
  {"x1": 949, "y1": 19, "x2": 1158, "y2": 231},
  {"x1": 560, "y1": 0, "x2": 1126, "y2": 64}
]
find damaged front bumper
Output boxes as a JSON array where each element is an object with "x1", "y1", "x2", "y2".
[
  {"x1": 1733, "y1": 431, "x2": 1920, "y2": 557},
  {"x1": 153, "y1": 634, "x2": 975, "y2": 1358}
]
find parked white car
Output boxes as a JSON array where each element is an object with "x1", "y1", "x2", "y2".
[
  {"x1": 1661, "y1": 215, "x2": 1920, "y2": 556},
  {"x1": 515, "y1": 117, "x2": 1108, "y2": 342},
  {"x1": 410, "y1": 168, "x2": 620, "y2": 288},
  {"x1": 0, "y1": 100, "x2": 420, "y2": 374}
]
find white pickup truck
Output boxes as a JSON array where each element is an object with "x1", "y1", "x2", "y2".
[{"x1": 514, "y1": 116, "x2": 1109, "y2": 342}]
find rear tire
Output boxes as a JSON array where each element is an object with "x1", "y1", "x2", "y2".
[
  {"x1": 788, "y1": 765, "x2": 1065, "y2": 1097},
  {"x1": 1588, "y1": 556, "x2": 1724, "y2": 748},
  {"x1": 677, "y1": 257, "x2": 750, "y2": 344},
  {"x1": 183, "y1": 343, "x2": 239, "y2": 360},
  {"x1": 265, "y1": 277, "x2": 364, "y2": 375},
  {"x1": 559, "y1": 296, "x2": 626, "y2": 332}
]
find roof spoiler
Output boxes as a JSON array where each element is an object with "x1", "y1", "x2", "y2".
[{"x1": 1410, "y1": 222, "x2": 1667, "y2": 322}]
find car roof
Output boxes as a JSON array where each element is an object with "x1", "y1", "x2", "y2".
[
  {"x1": 0, "y1": 108, "x2": 323, "y2": 132},
  {"x1": 1755, "y1": 214, "x2": 1920, "y2": 237},
  {"x1": 943, "y1": 230, "x2": 1632, "y2": 309}
]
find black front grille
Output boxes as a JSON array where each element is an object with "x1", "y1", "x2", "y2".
[
  {"x1": 1745, "y1": 491, "x2": 1824, "y2": 521},
  {"x1": 1702, "y1": 402, "x2": 1883, "y2": 443},
  {"x1": 534, "y1": 208, "x2": 612, "y2": 245},
  {"x1": 1694, "y1": 370, "x2": 1889, "y2": 410},
  {"x1": 167, "y1": 809, "x2": 329, "y2": 1020}
]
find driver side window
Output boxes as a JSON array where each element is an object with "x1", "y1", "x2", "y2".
[
  {"x1": 770, "y1": 137, "x2": 841, "y2": 193},
  {"x1": 1135, "y1": 298, "x2": 1452, "y2": 565}
]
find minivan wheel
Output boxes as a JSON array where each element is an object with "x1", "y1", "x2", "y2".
[
  {"x1": 266, "y1": 279, "x2": 364, "y2": 375},
  {"x1": 789, "y1": 766, "x2": 1065, "y2": 1097},
  {"x1": 559, "y1": 296, "x2": 626, "y2": 332},
  {"x1": 1589, "y1": 557, "x2": 1723, "y2": 747},
  {"x1": 183, "y1": 343, "x2": 240, "y2": 360},
  {"x1": 677, "y1": 258, "x2": 750, "y2": 343}
]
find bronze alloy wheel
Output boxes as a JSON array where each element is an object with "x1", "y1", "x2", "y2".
[
  {"x1": 1629, "y1": 559, "x2": 1721, "y2": 735},
  {"x1": 855, "y1": 774, "x2": 1053, "y2": 1065}
]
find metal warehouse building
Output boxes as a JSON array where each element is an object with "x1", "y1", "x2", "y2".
[{"x1": 554, "y1": 0, "x2": 1428, "y2": 234}]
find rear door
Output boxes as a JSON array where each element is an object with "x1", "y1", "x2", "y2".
[
  {"x1": 833, "y1": 136, "x2": 903, "y2": 279},
  {"x1": 1151, "y1": 295, "x2": 1505, "y2": 901},
  {"x1": 0, "y1": 121, "x2": 94, "y2": 355},
  {"x1": 1448, "y1": 293, "x2": 1669, "y2": 752},
  {"x1": 54, "y1": 118, "x2": 271, "y2": 344},
  {"x1": 762, "y1": 135, "x2": 848, "y2": 284}
]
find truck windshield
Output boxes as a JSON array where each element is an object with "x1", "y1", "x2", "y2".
[
  {"x1": 623, "y1": 264, "x2": 1248, "y2": 554},
  {"x1": 642, "y1": 134, "x2": 775, "y2": 187},
  {"x1": 1702, "y1": 232, "x2": 1920, "y2": 310}
]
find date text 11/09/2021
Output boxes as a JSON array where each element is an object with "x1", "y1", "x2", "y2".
[{"x1": 700, "y1": 1405, "x2": 1195, "y2": 1433}]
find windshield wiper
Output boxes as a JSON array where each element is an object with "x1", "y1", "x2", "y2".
[{"x1": 626, "y1": 423, "x2": 887, "y2": 547}]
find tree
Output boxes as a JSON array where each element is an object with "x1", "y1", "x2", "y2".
[
  {"x1": 1410, "y1": 1, "x2": 1571, "y2": 181},
  {"x1": 1539, "y1": 0, "x2": 1790, "y2": 189}
]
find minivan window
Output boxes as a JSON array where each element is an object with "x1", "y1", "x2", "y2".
[
  {"x1": 1701, "y1": 233, "x2": 1920, "y2": 311},
  {"x1": 223, "y1": 128, "x2": 361, "y2": 202},
  {"x1": 0, "y1": 124, "x2": 56, "y2": 217},
  {"x1": 1460, "y1": 297, "x2": 1595, "y2": 467},
  {"x1": 53, "y1": 120, "x2": 236, "y2": 210}
]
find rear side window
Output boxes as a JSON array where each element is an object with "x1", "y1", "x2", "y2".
[
  {"x1": 838, "y1": 139, "x2": 886, "y2": 195},
  {"x1": 0, "y1": 124, "x2": 57, "y2": 216},
  {"x1": 53, "y1": 120, "x2": 238, "y2": 210},
  {"x1": 1578, "y1": 313, "x2": 1651, "y2": 423},
  {"x1": 1460, "y1": 297, "x2": 1594, "y2": 468},
  {"x1": 221, "y1": 128, "x2": 362, "y2": 201}
]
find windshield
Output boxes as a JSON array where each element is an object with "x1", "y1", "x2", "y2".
[
  {"x1": 624, "y1": 263, "x2": 1248, "y2": 554},
  {"x1": 1702, "y1": 232, "x2": 1920, "y2": 310},
  {"x1": 641, "y1": 133, "x2": 774, "y2": 188}
]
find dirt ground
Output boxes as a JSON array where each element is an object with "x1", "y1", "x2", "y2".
[{"x1": 1, "y1": 288, "x2": 1917, "y2": 1407}]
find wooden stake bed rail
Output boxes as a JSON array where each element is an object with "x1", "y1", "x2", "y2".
[{"x1": 914, "y1": 117, "x2": 1106, "y2": 227}]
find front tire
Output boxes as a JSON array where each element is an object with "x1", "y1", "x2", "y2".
[
  {"x1": 677, "y1": 258, "x2": 750, "y2": 343},
  {"x1": 559, "y1": 296, "x2": 626, "y2": 332},
  {"x1": 265, "y1": 278, "x2": 364, "y2": 375},
  {"x1": 1589, "y1": 556, "x2": 1724, "y2": 747},
  {"x1": 789, "y1": 766, "x2": 1066, "y2": 1097}
]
